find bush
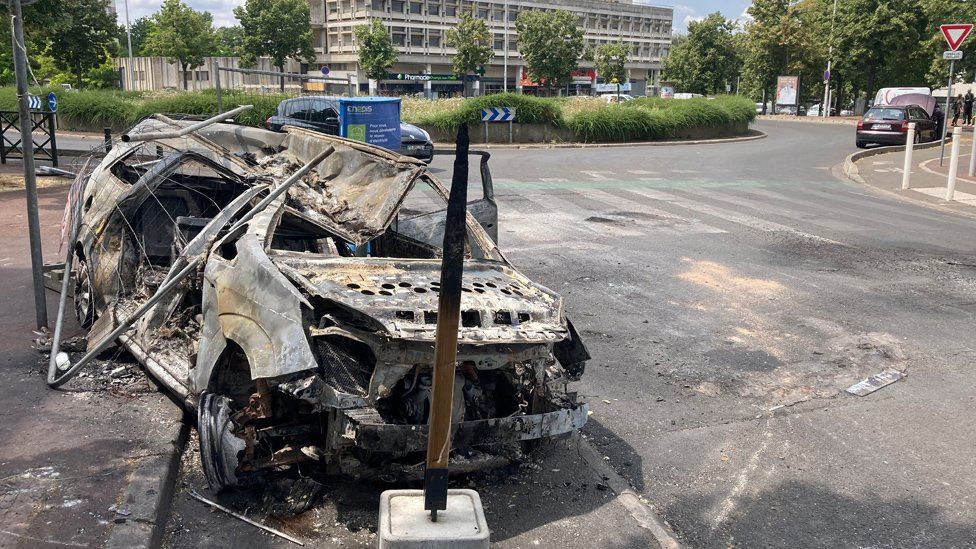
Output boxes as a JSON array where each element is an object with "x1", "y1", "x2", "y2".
[
  {"x1": 568, "y1": 96, "x2": 756, "y2": 142},
  {"x1": 412, "y1": 92, "x2": 562, "y2": 130}
]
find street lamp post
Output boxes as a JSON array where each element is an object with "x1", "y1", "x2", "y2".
[
  {"x1": 502, "y1": 0, "x2": 509, "y2": 92},
  {"x1": 122, "y1": 0, "x2": 134, "y2": 90},
  {"x1": 822, "y1": 0, "x2": 838, "y2": 117}
]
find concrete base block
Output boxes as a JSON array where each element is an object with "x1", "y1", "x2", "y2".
[{"x1": 378, "y1": 489, "x2": 489, "y2": 549}]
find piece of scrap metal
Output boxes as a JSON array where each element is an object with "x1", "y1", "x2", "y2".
[{"x1": 845, "y1": 368, "x2": 905, "y2": 397}]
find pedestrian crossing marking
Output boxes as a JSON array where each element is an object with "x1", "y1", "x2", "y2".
[{"x1": 913, "y1": 186, "x2": 976, "y2": 205}]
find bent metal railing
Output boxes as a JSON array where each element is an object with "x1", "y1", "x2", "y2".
[{"x1": 0, "y1": 110, "x2": 58, "y2": 167}]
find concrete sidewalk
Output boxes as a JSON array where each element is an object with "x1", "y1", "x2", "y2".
[
  {"x1": 847, "y1": 135, "x2": 976, "y2": 218},
  {"x1": 0, "y1": 185, "x2": 186, "y2": 548}
]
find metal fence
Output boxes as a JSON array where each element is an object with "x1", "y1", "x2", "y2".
[
  {"x1": 213, "y1": 63, "x2": 356, "y2": 113},
  {"x1": 1, "y1": 111, "x2": 58, "y2": 167}
]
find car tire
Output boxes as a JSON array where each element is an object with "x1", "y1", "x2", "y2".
[
  {"x1": 914, "y1": 132, "x2": 921, "y2": 144},
  {"x1": 73, "y1": 258, "x2": 96, "y2": 329},
  {"x1": 855, "y1": 141, "x2": 867, "y2": 149},
  {"x1": 199, "y1": 392, "x2": 245, "y2": 492}
]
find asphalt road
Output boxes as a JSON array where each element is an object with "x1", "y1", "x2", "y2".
[{"x1": 157, "y1": 119, "x2": 973, "y2": 547}]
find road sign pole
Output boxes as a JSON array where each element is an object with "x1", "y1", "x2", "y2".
[
  {"x1": 940, "y1": 58, "x2": 955, "y2": 167},
  {"x1": 11, "y1": 0, "x2": 47, "y2": 329}
]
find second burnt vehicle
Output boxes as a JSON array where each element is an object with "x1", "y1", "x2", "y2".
[{"x1": 64, "y1": 116, "x2": 589, "y2": 489}]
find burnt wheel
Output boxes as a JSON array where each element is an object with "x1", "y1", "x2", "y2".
[
  {"x1": 199, "y1": 392, "x2": 245, "y2": 492},
  {"x1": 73, "y1": 258, "x2": 95, "y2": 328}
]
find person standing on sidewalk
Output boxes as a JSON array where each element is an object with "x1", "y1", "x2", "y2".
[
  {"x1": 966, "y1": 90, "x2": 975, "y2": 126},
  {"x1": 933, "y1": 103, "x2": 945, "y2": 138},
  {"x1": 951, "y1": 94, "x2": 963, "y2": 126}
]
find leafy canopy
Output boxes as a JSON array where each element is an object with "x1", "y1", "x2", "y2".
[
  {"x1": 46, "y1": 0, "x2": 117, "y2": 88},
  {"x1": 144, "y1": 0, "x2": 215, "y2": 88},
  {"x1": 234, "y1": 0, "x2": 315, "y2": 70},
  {"x1": 354, "y1": 19, "x2": 398, "y2": 81},
  {"x1": 594, "y1": 42, "x2": 629, "y2": 85},
  {"x1": 515, "y1": 9, "x2": 584, "y2": 91},
  {"x1": 447, "y1": 12, "x2": 493, "y2": 78},
  {"x1": 662, "y1": 12, "x2": 740, "y2": 95}
]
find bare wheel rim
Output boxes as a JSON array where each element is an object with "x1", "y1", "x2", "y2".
[
  {"x1": 199, "y1": 392, "x2": 244, "y2": 492},
  {"x1": 73, "y1": 259, "x2": 95, "y2": 328}
]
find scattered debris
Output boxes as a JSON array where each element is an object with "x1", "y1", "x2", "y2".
[
  {"x1": 846, "y1": 368, "x2": 905, "y2": 396},
  {"x1": 187, "y1": 486, "x2": 306, "y2": 546}
]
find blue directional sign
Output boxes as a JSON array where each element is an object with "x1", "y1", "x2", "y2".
[
  {"x1": 47, "y1": 92, "x2": 57, "y2": 112},
  {"x1": 27, "y1": 94, "x2": 40, "y2": 110},
  {"x1": 321, "y1": 65, "x2": 330, "y2": 75},
  {"x1": 480, "y1": 107, "x2": 517, "y2": 122}
]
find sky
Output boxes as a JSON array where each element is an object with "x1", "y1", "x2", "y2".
[{"x1": 115, "y1": 0, "x2": 753, "y2": 31}]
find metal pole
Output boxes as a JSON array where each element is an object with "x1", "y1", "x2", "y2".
[
  {"x1": 214, "y1": 60, "x2": 222, "y2": 113},
  {"x1": 123, "y1": 0, "x2": 134, "y2": 90},
  {"x1": 103, "y1": 127, "x2": 112, "y2": 152},
  {"x1": 946, "y1": 126, "x2": 963, "y2": 200},
  {"x1": 822, "y1": 0, "x2": 837, "y2": 118},
  {"x1": 122, "y1": 104, "x2": 252, "y2": 142},
  {"x1": 11, "y1": 0, "x2": 47, "y2": 328},
  {"x1": 940, "y1": 58, "x2": 955, "y2": 166},
  {"x1": 503, "y1": 0, "x2": 508, "y2": 92},
  {"x1": 424, "y1": 123, "x2": 469, "y2": 521},
  {"x1": 902, "y1": 122, "x2": 915, "y2": 190},
  {"x1": 47, "y1": 113, "x2": 58, "y2": 168}
]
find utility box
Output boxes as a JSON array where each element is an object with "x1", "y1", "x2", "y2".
[
  {"x1": 378, "y1": 489, "x2": 489, "y2": 549},
  {"x1": 337, "y1": 96, "x2": 401, "y2": 152}
]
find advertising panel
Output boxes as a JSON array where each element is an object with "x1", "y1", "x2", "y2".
[
  {"x1": 776, "y1": 76, "x2": 799, "y2": 106},
  {"x1": 337, "y1": 97, "x2": 401, "y2": 151}
]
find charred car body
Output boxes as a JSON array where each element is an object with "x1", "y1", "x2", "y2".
[{"x1": 68, "y1": 116, "x2": 589, "y2": 489}]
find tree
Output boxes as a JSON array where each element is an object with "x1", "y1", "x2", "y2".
[
  {"x1": 144, "y1": 0, "x2": 215, "y2": 90},
  {"x1": 354, "y1": 19, "x2": 398, "y2": 85},
  {"x1": 447, "y1": 13, "x2": 493, "y2": 82},
  {"x1": 213, "y1": 25, "x2": 245, "y2": 57},
  {"x1": 235, "y1": 0, "x2": 315, "y2": 91},
  {"x1": 46, "y1": 0, "x2": 116, "y2": 89},
  {"x1": 594, "y1": 42, "x2": 629, "y2": 97},
  {"x1": 662, "y1": 12, "x2": 740, "y2": 95},
  {"x1": 117, "y1": 17, "x2": 156, "y2": 58},
  {"x1": 515, "y1": 9, "x2": 584, "y2": 95}
]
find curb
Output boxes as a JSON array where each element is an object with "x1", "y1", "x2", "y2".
[
  {"x1": 842, "y1": 140, "x2": 942, "y2": 184},
  {"x1": 105, "y1": 397, "x2": 189, "y2": 549},
  {"x1": 756, "y1": 115, "x2": 858, "y2": 126},
  {"x1": 918, "y1": 154, "x2": 976, "y2": 184},
  {"x1": 437, "y1": 130, "x2": 767, "y2": 150},
  {"x1": 576, "y1": 435, "x2": 683, "y2": 549}
]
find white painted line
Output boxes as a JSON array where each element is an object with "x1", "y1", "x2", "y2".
[
  {"x1": 627, "y1": 169, "x2": 658, "y2": 175},
  {"x1": 587, "y1": 189, "x2": 727, "y2": 235},
  {"x1": 630, "y1": 188, "x2": 843, "y2": 244},
  {"x1": 913, "y1": 186, "x2": 976, "y2": 201},
  {"x1": 580, "y1": 170, "x2": 615, "y2": 181},
  {"x1": 538, "y1": 177, "x2": 568, "y2": 183}
]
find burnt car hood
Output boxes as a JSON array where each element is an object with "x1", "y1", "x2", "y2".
[{"x1": 273, "y1": 254, "x2": 567, "y2": 343}]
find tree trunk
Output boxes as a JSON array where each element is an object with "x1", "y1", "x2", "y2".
[
  {"x1": 182, "y1": 62, "x2": 189, "y2": 90},
  {"x1": 865, "y1": 65, "x2": 876, "y2": 107},
  {"x1": 278, "y1": 62, "x2": 285, "y2": 93}
]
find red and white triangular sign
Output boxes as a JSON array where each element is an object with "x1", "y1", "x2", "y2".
[{"x1": 941, "y1": 24, "x2": 974, "y2": 51}]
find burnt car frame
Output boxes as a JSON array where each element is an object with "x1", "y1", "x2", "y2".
[{"x1": 64, "y1": 116, "x2": 589, "y2": 489}]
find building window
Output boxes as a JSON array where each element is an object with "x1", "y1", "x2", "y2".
[
  {"x1": 492, "y1": 9, "x2": 503, "y2": 20},
  {"x1": 445, "y1": 4, "x2": 456, "y2": 15},
  {"x1": 372, "y1": 0, "x2": 383, "y2": 8},
  {"x1": 392, "y1": 32, "x2": 405, "y2": 45},
  {"x1": 429, "y1": 35, "x2": 441, "y2": 47},
  {"x1": 493, "y1": 35, "x2": 503, "y2": 50},
  {"x1": 411, "y1": 34, "x2": 424, "y2": 46},
  {"x1": 196, "y1": 71, "x2": 209, "y2": 81},
  {"x1": 342, "y1": 33, "x2": 353, "y2": 45},
  {"x1": 429, "y1": 4, "x2": 439, "y2": 15},
  {"x1": 391, "y1": 0, "x2": 404, "y2": 11},
  {"x1": 477, "y1": 7, "x2": 488, "y2": 18},
  {"x1": 410, "y1": 2, "x2": 422, "y2": 13},
  {"x1": 507, "y1": 9, "x2": 516, "y2": 21}
]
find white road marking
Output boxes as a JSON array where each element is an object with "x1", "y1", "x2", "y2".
[
  {"x1": 913, "y1": 186, "x2": 976, "y2": 206},
  {"x1": 630, "y1": 188, "x2": 844, "y2": 244},
  {"x1": 627, "y1": 169, "x2": 658, "y2": 175},
  {"x1": 580, "y1": 170, "x2": 615, "y2": 181},
  {"x1": 671, "y1": 169, "x2": 700, "y2": 174},
  {"x1": 711, "y1": 419, "x2": 774, "y2": 531},
  {"x1": 538, "y1": 177, "x2": 568, "y2": 183},
  {"x1": 587, "y1": 189, "x2": 727, "y2": 235}
]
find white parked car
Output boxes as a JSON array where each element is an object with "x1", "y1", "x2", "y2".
[{"x1": 600, "y1": 93, "x2": 634, "y2": 103}]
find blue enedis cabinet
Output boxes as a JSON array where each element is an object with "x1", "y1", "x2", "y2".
[{"x1": 337, "y1": 97, "x2": 401, "y2": 152}]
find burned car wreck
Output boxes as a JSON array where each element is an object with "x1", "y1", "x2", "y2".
[{"x1": 59, "y1": 115, "x2": 589, "y2": 489}]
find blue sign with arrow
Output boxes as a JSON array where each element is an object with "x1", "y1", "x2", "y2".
[
  {"x1": 27, "y1": 94, "x2": 40, "y2": 110},
  {"x1": 480, "y1": 107, "x2": 516, "y2": 122},
  {"x1": 48, "y1": 92, "x2": 57, "y2": 112}
]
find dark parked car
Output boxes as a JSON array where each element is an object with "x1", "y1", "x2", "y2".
[
  {"x1": 856, "y1": 105, "x2": 938, "y2": 148},
  {"x1": 266, "y1": 96, "x2": 434, "y2": 162}
]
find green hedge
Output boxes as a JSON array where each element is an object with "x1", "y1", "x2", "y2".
[
  {"x1": 0, "y1": 87, "x2": 756, "y2": 142},
  {"x1": 415, "y1": 92, "x2": 563, "y2": 130},
  {"x1": 569, "y1": 96, "x2": 757, "y2": 142}
]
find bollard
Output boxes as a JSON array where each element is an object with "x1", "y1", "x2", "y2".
[
  {"x1": 902, "y1": 122, "x2": 916, "y2": 190},
  {"x1": 946, "y1": 126, "x2": 963, "y2": 201},
  {"x1": 103, "y1": 127, "x2": 112, "y2": 152},
  {"x1": 969, "y1": 126, "x2": 976, "y2": 178}
]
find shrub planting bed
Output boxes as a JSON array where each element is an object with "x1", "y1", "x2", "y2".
[{"x1": 0, "y1": 87, "x2": 756, "y2": 142}]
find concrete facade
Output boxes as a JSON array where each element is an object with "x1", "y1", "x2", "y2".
[{"x1": 310, "y1": 0, "x2": 672, "y2": 95}]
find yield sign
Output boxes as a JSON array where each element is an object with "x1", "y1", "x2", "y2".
[{"x1": 941, "y1": 24, "x2": 973, "y2": 51}]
